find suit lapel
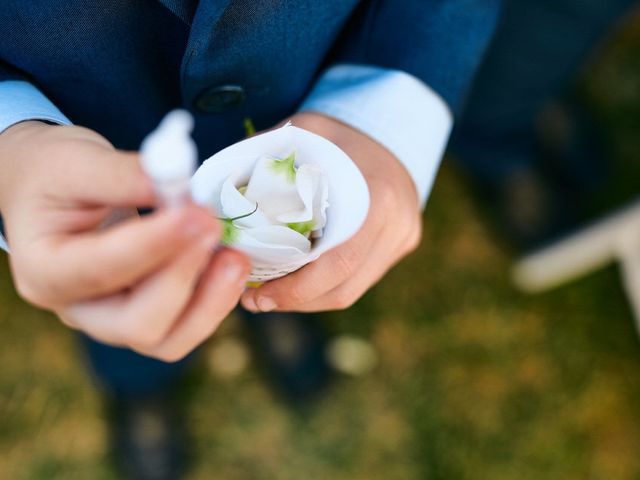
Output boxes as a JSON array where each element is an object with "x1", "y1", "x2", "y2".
[
  {"x1": 189, "y1": 0, "x2": 233, "y2": 34},
  {"x1": 179, "y1": 0, "x2": 233, "y2": 101},
  {"x1": 156, "y1": 0, "x2": 198, "y2": 25}
]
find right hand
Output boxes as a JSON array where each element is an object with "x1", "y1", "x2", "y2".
[{"x1": 0, "y1": 121, "x2": 250, "y2": 362}]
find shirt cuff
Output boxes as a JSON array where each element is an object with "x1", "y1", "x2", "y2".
[
  {"x1": 0, "y1": 80, "x2": 71, "y2": 252},
  {"x1": 0, "y1": 80, "x2": 71, "y2": 134},
  {"x1": 299, "y1": 64, "x2": 453, "y2": 207}
]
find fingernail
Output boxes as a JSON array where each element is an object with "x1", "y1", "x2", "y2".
[
  {"x1": 242, "y1": 293, "x2": 258, "y2": 312},
  {"x1": 257, "y1": 296, "x2": 277, "y2": 312}
]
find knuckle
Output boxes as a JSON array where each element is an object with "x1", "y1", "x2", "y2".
[
  {"x1": 285, "y1": 284, "x2": 312, "y2": 307},
  {"x1": 333, "y1": 245, "x2": 360, "y2": 280},
  {"x1": 9, "y1": 256, "x2": 47, "y2": 307},
  {"x1": 12, "y1": 269, "x2": 56, "y2": 309},
  {"x1": 405, "y1": 222, "x2": 423, "y2": 254},
  {"x1": 122, "y1": 321, "x2": 166, "y2": 351},
  {"x1": 150, "y1": 350, "x2": 187, "y2": 364},
  {"x1": 77, "y1": 268, "x2": 112, "y2": 293},
  {"x1": 332, "y1": 288, "x2": 358, "y2": 310},
  {"x1": 13, "y1": 275, "x2": 47, "y2": 307},
  {"x1": 55, "y1": 311, "x2": 79, "y2": 330}
]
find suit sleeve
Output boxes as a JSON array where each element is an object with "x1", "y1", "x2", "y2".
[
  {"x1": 330, "y1": 0, "x2": 502, "y2": 115},
  {"x1": 0, "y1": 60, "x2": 71, "y2": 133},
  {"x1": 300, "y1": 0, "x2": 500, "y2": 207}
]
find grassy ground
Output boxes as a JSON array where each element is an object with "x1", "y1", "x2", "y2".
[{"x1": 2, "y1": 12, "x2": 640, "y2": 480}]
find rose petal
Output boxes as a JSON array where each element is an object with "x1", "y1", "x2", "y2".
[
  {"x1": 220, "y1": 170, "x2": 270, "y2": 228},
  {"x1": 311, "y1": 165, "x2": 329, "y2": 235},
  {"x1": 275, "y1": 164, "x2": 328, "y2": 232},
  {"x1": 244, "y1": 154, "x2": 305, "y2": 221},
  {"x1": 234, "y1": 225, "x2": 311, "y2": 263}
]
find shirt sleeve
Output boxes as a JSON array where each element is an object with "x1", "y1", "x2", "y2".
[
  {"x1": 0, "y1": 80, "x2": 71, "y2": 251},
  {"x1": 299, "y1": 64, "x2": 453, "y2": 207},
  {"x1": 0, "y1": 80, "x2": 71, "y2": 133}
]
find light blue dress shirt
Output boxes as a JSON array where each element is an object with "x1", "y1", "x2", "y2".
[{"x1": 0, "y1": 65, "x2": 452, "y2": 251}]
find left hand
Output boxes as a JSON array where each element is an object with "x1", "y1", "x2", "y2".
[{"x1": 240, "y1": 112, "x2": 422, "y2": 312}]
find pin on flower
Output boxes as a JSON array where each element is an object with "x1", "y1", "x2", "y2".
[{"x1": 218, "y1": 202, "x2": 259, "y2": 246}]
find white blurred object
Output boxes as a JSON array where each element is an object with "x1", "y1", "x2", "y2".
[
  {"x1": 512, "y1": 198, "x2": 640, "y2": 329},
  {"x1": 208, "y1": 337, "x2": 250, "y2": 379},
  {"x1": 326, "y1": 335, "x2": 378, "y2": 377},
  {"x1": 140, "y1": 110, "x2": 197, "y2": 207}
]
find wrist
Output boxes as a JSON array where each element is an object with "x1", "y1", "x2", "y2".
[
  {"x1": 1, "y1": 120, "x2": 52, "y2": 138},
  {"x1": 290, "y1": 112, "x2": 419, "y2": 206},
  {"x1": 291, "y1": 112, "x2": 360, "y2": 150},
  {"x1": 0, "y1": 121, "x2": 53, "y2": 209}
]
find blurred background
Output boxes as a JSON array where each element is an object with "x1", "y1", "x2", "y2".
[{"x1": 2, "y1": 6, "x2": 640, "y2": 480}]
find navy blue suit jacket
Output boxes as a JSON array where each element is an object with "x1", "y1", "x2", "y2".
[{"x1": 0, "y1": 1, "x2": 499, "y2": 158}]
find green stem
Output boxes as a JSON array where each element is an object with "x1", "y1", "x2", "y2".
[
  {"x1": 244, "y1": 118, "x2": 256, "y2": 137},
  {"x1": 217, "y1": 202, "x2": 259, "y2": 222}
]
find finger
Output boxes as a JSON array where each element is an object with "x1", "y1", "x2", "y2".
[
  {"x1": 26, "y1": 205, "x2": 219, "y2": 306},
  {"x1": 274, "y1": 235, "x2": 405, "y2": 312},
  {"x1": 146, "y1": 248, "x2": 250, "y2": 362},
  {"x1": 240, "y1": 222, "x2": 379, "y2": 312},
  {"x1": 282, "y1": 217, "x2": 421, "y2": 313},
  {"x1": 58, "y1": 292, "x2": 128, "y2": 347},
  {"x1": 54, "y1": 148, "x2": 154, "y2": 207},
  {"x1": 62, "y1": 233, "x2": 218, "y2": 348}
]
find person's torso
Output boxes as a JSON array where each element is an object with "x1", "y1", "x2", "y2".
[{"x1": 0, "y1": 0, "x2": 361, "y2": 157}]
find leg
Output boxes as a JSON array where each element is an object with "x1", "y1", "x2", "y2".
[
  {"x1": 81, "y1": 335, "x2": 195, "y2": 397},
  {"x1": 450, "y1": 0, "x2": 636, "y2": 249},
  {"x1": 80, "y1": 335, "x2": 195, "y2": 480},
  {"x1": 452, "y1": 0, "x2": 635, "y2": 182}
]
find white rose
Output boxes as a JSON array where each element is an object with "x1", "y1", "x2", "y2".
[
  {"x1": 218, "y1": 150, "x2": 329, "y2": 254},
  {"x1": 191, "y1": 124, "x2": 369, "y2": 282}
]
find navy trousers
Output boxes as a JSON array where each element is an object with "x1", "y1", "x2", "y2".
[
  {"x1": 451, "y1": 0, "x2": 635, "y2": 182},
  {"x1": 82, "y1": 336, "x2": 196, "y2": 397}
]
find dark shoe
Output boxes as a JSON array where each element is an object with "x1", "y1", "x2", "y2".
[
  {"x1": 239, "y1": 311, "x2": 333, "y2": 403},
  {"x1": 107, "y1": 393, "x2": 188, "y2": 480}
]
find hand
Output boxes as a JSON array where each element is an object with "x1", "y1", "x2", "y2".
[
  {"x1": 241, "y1": 112, "x2": 422, "y2": 312},
  {"x1": 0, "y1": 121, "x2": 250, "y2": 361}
]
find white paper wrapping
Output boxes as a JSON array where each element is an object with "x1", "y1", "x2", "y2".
[{"x1": 191, "y1": 124, "x2": 370, "y2": 282}]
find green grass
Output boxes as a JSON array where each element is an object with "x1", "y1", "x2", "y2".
[{"x1": 2, "y1": 13, "x2": 640, "y2": 480}]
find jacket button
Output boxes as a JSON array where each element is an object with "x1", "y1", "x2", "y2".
[{"x1": 194, "y1": 85, "x2": 246, "y2": 113}]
